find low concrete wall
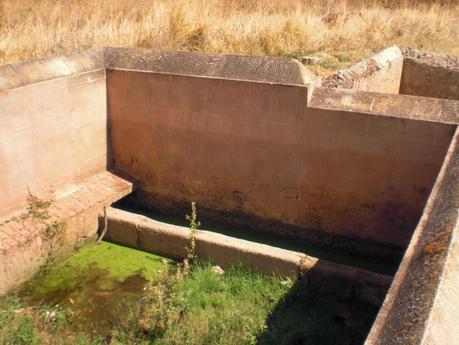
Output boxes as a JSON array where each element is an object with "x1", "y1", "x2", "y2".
[
  {"x1": 0, "y1": 50, "x2": 108, "y2": 217},
  {"x1": 107, "y1": 69, "x2": 455, "y2": 255},
  {"x1": 101, "y1": 207, "x2": 392, "y2": 305},
  {"x1": 400, "y1": 48, "x2": 459, "y2": 100},
  {"x1": 322, "y1": 46, "x2": 403, "y2": 94}
]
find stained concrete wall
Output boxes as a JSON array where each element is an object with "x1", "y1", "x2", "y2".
[
  {"x1": 107, "y1": 69, "x2": 455, "y2": 252},
  {"x1": 322, "y1": 46, "x2": 403, "y2": 94},
  {"x1": 400, "y1": 48, "x2": 459, "y2": 101},
  {"x1": 365, "y1": 128, "x2": 459, "y2": 345},
  {"x1": 0, "y1": 65, "x2": 108, "y2": 217},
  {"x1": 400, "y1": 60, "x2": 459, "y2": 100}
]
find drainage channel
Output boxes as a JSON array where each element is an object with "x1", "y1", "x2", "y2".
[{"x1": 112, "y1": 201, "x2": 397, "y2": 276}]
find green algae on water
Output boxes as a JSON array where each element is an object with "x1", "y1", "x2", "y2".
[
  {"x1": 26, "y1": 241, "x2": 169, "y2": 298},
  {"x1": 17, "y1": 241, "x2": 172, "y2": 337}
]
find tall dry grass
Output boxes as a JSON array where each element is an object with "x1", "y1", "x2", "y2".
[{"x1": 0, "y1": 0, "x2": 457, "y2": 72}]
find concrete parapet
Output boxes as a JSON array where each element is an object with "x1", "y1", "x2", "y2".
[{"x1": 105, "y1": 47, "x2": 319, "y2": 86}]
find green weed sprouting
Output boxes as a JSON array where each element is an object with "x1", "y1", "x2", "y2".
[
  {"x1": 13, "y1": 189, "x2": 66, "y2": 241},
  {"x1": 185, "y1": 201, "x2": 200, "y2": 265}
]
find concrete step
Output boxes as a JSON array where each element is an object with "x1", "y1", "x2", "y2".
[{"x1": 0, "y1": 171, "x2": 133, "y2": 295}]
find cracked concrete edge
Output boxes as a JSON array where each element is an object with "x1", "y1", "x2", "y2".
[
  {"x1": 365, "y1": 127, "x2": 459, "y2": 345},
  {"x1": 99, "y1": 207, "x2": 392, "y2": 305}
]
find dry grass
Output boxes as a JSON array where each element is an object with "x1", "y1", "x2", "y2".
[{"x1": 0, "y1": 0, "x2": 458, "y2": 74}]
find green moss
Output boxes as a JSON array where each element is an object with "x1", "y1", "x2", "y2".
[{"x1": 27, "y1": 242, "x2": 168, "y2": 297}]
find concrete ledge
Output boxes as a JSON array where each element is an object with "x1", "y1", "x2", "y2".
[
  {"x1": 309, "y1": 87, "x2": 459, "y2": 125},
  {"x1": 101, "y1": 207, "x2": 392, "y2": 305},
  {"x1": 0, "y1": 171, "x2": 133, "y2": 295}
]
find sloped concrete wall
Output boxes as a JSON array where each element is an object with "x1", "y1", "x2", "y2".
[
  {"x1": 0, "y1": 63, "x2": 108, "y2": 217},
  {"x1": 322, "y1": 46, "x2": 403, "y2": 94},
  {"x1": 107, "y1": 69, "x2": 455, "y2": 254}
]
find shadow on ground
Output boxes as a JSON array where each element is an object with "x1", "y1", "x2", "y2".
[{"x1": 256, "y1": 264, "x2": 380, "y2": 345}]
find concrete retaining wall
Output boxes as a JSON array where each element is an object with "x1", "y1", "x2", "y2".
[
  {"x1": 107, "y1": 69, "x2": 455, "y2": 252},
  {"x1": 400, "y1": 48, "x2": 459, "y2": 100},
  {"x1": 0, "y1": 59, "x2": 108, "y2": 217},
  {"x1": 365, "y1": 127, "x2": 459, "y2": 345}
]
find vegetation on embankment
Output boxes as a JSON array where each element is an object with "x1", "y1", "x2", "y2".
[{"x1": 0, "y1": 0, "x2": 457, "y2": 75}]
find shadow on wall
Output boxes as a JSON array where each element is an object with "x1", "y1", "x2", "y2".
[{"x1": 256, "y1": 262, "x2": 381, "y2": 345}]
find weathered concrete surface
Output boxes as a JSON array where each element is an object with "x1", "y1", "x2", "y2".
[
  {"x1": 400, "y1": 48, "x2": 459, "y2": 100},
  {"x1": 0, "y1": 172, "x2": 133, "y2": 295},
  {"x1": 1, "y1": 46, "x2": 459, "y2": 344},
  {"x1": 365, "y1": 127, "x2": 459, "y2": 345},
  {"x1": 101, "y1": 207, "x2": 392, "y2": 305},
  {"x1": 0, "y1": 68, "x2": 108, "y2": 217},
  {"x1": 0, "y1": 49, "x2": 105, "y2": 91},
  {"x1": 322, "y1": 46, "x2": 403, "y2": 94},
  {"x1": 105, "y1": 47, "x2": 319, "y2": 86},
  {"x1": 310, "y1": 87, "x2": 459, "y2": 125},
  {"x1": 107, "y1": 69, "x2": 454, "y2": 252}
]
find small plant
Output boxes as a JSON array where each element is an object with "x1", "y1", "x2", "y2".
[
  {"x1": 12, "y1": 189, "x2": 66, "y2": 242},
  {"x1": 11, "y1": 188, "x2": 53, "y2": 225},
  {"x1": 185, "y1": 201, "x2": 200, "y2": 265}
]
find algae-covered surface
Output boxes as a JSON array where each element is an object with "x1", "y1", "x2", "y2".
[
  {"x1": 18, "y1": 241, "x2": 170, "y2": 336},
  {"x1": 1, "y1": 241, "x2": 379, "y2": 345}
]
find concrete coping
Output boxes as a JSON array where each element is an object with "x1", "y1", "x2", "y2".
[
  {"x1": 365, "y1": 127, "x2": 459, "y2": 344},
  {"x1": 0, "y1": 47, "x2": 319, "y2": 92},
  {"x1": 104, "y1": 47, "x2": 319, "y2": 86},
  {"x1": 309, "y1": 86, "x2": 459, "y2": 125},
  {"x1": 0, "y1": 48, "x2": 105, "y2": 92}
]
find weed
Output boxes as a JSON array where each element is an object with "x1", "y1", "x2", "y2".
[{"x1": 185, "y1": 201, "x2": 200, "y2": 265}]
